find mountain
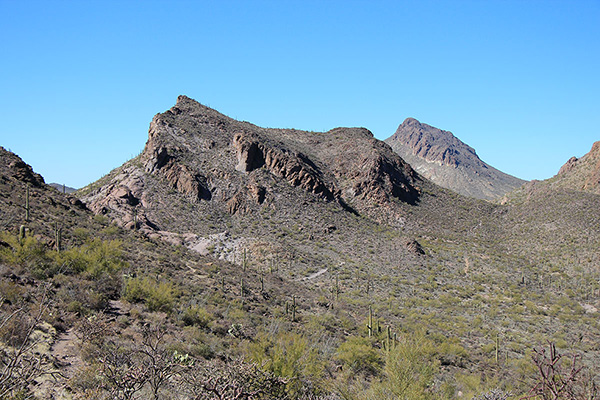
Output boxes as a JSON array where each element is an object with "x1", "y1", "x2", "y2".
[
  {"x1": 49, "y1": 183, "x2": 77, "y2": 193},
  {"x1": 3, "y1": 99, "x2": 600, "y2": 399},
  {"x1": 79, "y1": 95, "x2": 428, "y2": 266},
  {"x1": 385, "y1": 118, "x2": 526, "y2": 201},
  {"x1": 78, "y1": 97, "x2": 600, "y2": 368}
]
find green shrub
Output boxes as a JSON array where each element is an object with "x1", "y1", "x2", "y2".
[
  {"x1": 181, "y1": 305, "x2": 212, "y2": 328},
  {"x1": 0, "y1": 232, "x2": 53, "y2": 277},
  {"x1": 124, "y1": 277, "x2": 176, "y2": 312},
  {"x1": 366, "y1": 332, "x2": 440, "y2": 400},
  {"x1": 335, "y1": 336, "x2": 381, "y2": 375},
  {"x1": 54, "y1": 239, "x2": 127, "y2": 278},
  {"x1": 246, "y1": 331, "x2": 325, "y2": 396}
]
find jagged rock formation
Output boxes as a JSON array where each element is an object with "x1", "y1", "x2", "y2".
[
  {"x1": 80, "y1": 96, "x2": 421, "y2": 234},
  {"x1": 385, "y1": 118, "x2": 525, "y2": 201}
]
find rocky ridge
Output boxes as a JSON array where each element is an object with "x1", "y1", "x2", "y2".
[
  {"x1": 550, "y1": 141, "x2": 600, "y2": 194},
  {"x1": 81, "y1": 96, "x2": 421, "y2": 229},
  {"x1": 79, "y1": 95, "x2": 426, "y2": 269},
  {"x1": 385, "y1": 118, "x2": 525, "y2": 201}
]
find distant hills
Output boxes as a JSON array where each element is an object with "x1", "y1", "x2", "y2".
[
  {"x1": 385, "y1": 118, "x2": 526, "y2": 201},
  {"x1": 49, "y1": 182, "x2": 77, "y2": 193}
]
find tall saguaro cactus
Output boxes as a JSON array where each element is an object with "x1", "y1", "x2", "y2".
[
  {"x1": 54, "y1": 222, "x2": 62, "y2": 253},
  {"x1": 25, "y1": 185, "x2": 30, "y2": 222},
  {"x1": 367, "y1": 305, "x2": 373, "y2": 337}
]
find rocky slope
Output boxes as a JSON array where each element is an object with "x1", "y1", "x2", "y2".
[
  {"x1": 544, "y1": 141, "x2": 600, "y2": 194},
  {"x1": 385, "y1": 118, "x2": 525, "y2": 201},
  {"x1": 79, "y1": 95, "x2": 427, "y2": 271}
]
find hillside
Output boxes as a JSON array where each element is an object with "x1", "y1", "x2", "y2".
[
  {"x1": 385, "y1": 118, "x2": 525, "y2": 201},
  {"x1": 541, "y1": 141, "x2": 600, "y2": 194},
  {"x1": 1, "y1": 97, "x2": 600, "y2": 399}
]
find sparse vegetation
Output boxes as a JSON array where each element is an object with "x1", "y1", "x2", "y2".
[{"x1": 1, "y1": 101, "x2": 600, "y2": 399}]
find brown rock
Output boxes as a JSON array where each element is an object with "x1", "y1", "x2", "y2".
[{"x1": 385, "y1": 118, "x2": 525, "y2": 201}]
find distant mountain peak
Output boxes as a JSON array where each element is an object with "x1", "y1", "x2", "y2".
[
  {"x1": 394, "y1": 118, "x2": 480, "y2": 168},
  {"x1": 385, "y1": 119, "x2": 525, "y2": 201}
]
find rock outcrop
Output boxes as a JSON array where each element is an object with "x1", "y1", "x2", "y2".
[
  {"x1": 385, "y1": 118, "x2": 525, "y2": 201},
  {"x1": 548, "y1": 141, "x2": 600, "y2": 194},
  {"x1": 232, "y1": 132, "x2": 336, "y2": 201},
  {"x1": 6, "y1": 154, "x2": 45, "y2": 187}
]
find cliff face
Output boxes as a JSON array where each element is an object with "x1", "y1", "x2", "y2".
[
  {"x1": 80, "y1": 96, "x2": 421, "y2": 235},
  {"x1": 385, "y1": 118, "x2": 525, "y2": 201}
]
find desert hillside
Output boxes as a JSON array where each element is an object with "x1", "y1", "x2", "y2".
[{"x1": 1, "y1": 97, "x2": 599, "y2": 399}]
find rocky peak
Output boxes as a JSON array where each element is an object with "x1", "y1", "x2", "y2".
[
  {"x1": 557, "y1": 156, "x2": 578, "y2": 175},
  {"x1": 385, "y1": 119, "x2": 525, "y2": 201},
  {"x1": 391, "y1": 118, "x2": 480, "y2": 168},
  {"x1": 80, "y1": 96, "x2": 424, "y2": 233}
]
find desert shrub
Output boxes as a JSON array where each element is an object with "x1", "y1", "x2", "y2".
[
  {"x1": 180, "y1": 357, "x2": 289, "y2": 400},
  {"x1": 247, "y1": 331, "x2": 325, "y2": 396},
  {"x1": 0, "y1": 281, "x2": 25, "y2": 306},
  {"x1": 124, "y1": 277, "x2": 176, "y2": 312},
  {"x1": 181, "y1": 305, "x2": 212, "y2": 328},
  {"x1": 335, "y1": 336, "x2": 381, "y2": 375},
  {"x1": 53, "y1": 270, "x2": 121, "y2": 314},
  {"x1": 0, "y1": 285, "x2": 51, "y2": 399},
  {"x1": 472, "y1": 389, "x2": 512, "y2": 400},
  {"x1": 365, "y1": 332, "x2": 440, "y2": 400},
  {"x1": 437, "y1": 341, "x2": 469, "y2": 367},
  {"x1": 0, "y1": 232, "x2": 53, "y2": 278},
  {"x1": 54, "y1": 238, "x2": 127, "y2": 278},
  {"x1": 522, "y1": 342, "x2": 598, "y2": 400}
]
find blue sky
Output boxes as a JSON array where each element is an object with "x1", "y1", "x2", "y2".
[{"x1": 1, "y1": 0, "x2": 599, "y2": 188}]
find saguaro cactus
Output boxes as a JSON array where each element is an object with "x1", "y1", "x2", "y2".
[
  {"x1": 54, "y1": 222, "x2": 62, "y2": 253},
  {"x1": 132, "y1": 207, "x2": 138, "y2": 230},
  {"x1": 367, "y1": 305, "x2": 373, "y2": 337},
  {"x1": 25, "y1": 185, "x2": 30, "y2": 222},
  {"x1": 386, "y1": 326, "x2": 391, "y2": 351},
  {"x1": 242, "y1": 249, "x2": 247, "y2": 272}
]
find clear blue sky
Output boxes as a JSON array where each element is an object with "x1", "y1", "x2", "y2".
[{"x1": 1, "y1": 0, "x2": 599, "y2": 188}]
